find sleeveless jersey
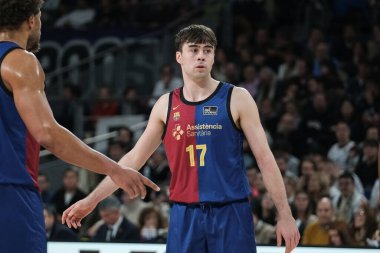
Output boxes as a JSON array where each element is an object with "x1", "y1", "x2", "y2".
[
  {"x1": 162, "y1": 82, "x2": 251, "y2": 203},
  {"x1": 0, "y1": 41, "x2": 40, "y2": 190}
]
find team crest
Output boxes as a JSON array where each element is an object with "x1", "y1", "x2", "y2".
[
  {"x1": 173, "y1": 112, "x2": 180, "y2": 121},
  {"x1": 203, "y1": 106, "x2": 218, "y2": 115}
]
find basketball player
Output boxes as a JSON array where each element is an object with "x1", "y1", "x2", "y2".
[
  {"x1": 0, "y1": 1, "x2": 159, "y2": 252},
  {"x1": 63, "y1": 25, "x2": 300, "y2": 253}
]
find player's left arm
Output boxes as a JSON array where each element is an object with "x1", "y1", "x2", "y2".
[{"x1": 231, "y1": 87, "x2": 300, "y2": 253}]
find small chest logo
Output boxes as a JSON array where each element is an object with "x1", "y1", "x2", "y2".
[
  {"x1": 203, "y1": 106, "x2": 218, "y2": 116},
  {"x1": 173, "y1": 112, "x2": 180, "y2": 121},
  {"x1": 172, "y1": 124, "x2": 184, "y2": 140}
]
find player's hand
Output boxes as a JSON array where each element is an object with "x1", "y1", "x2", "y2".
[
  {"x1": 276, "y1": 215, "x2": 300, "y2": 253},
  {"x1": 109, "y1": 166, "x2": 160, "y2": 199},
  {"x1": 62, "y1": 198, "x2": 95, "y2": 229}
]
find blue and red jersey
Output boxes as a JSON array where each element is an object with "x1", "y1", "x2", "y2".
[
  {"x1": 162, "y1": 82, "x2": 251, "y2": 203},
  {"x1": 0, "y1": 41, "x2": 40, "y2": 190}
]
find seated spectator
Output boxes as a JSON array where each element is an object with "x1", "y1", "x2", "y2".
[
  {"x1": 44, "y1": 205, "x2": 79, "y2": 242},
  {"x1": 148, "y1": 64, "x2": 182, "y2": 107},
  {"x1": 120, "y1": 190, "x2": 150, "y2": 226},
  {"x1": 327, "y1": 121, "x2": 356, "y2": 171},
  {"x1": 38, "y1": 173, "x2": 53, "y2": 204},
  {"x1": 328, "y1": 221, "x2": 356, "y2": 246},
  {"x1": 252, "y1": 212, "x2": 276, "y2": 244},
  {"x1": 350, "y1": 203, "x2": 378, "y2": 246},
  {"x1": 332, "y1": 172, "x2": 367, "y2": 223},
  {"x1": 293, "y1": 191, "x2": 317, "y2": 239},
  {"x1": 51, "y1": 168, "x2": 87, "y2": 218},
  {"x1": 138, "y1": 206, "x2": 167, "y2": 243},
  {"x1": 302, "y1": 197, "x2": 341, "y2": 246},
  {"x1": 93, "y1": 195, "x2": 140, "y2": 243},
  {"x1": 355, "y1": 140, "x2": 379, "y2": 197},
  {"x1": 252, "y1": 192, "x2": 277, "y2": 226}
]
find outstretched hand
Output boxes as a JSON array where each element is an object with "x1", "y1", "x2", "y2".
[
  {"x1": 276, "y1": 216, "x2": 300, "y2": 253},
  {"x1": 110, "y1": 166, "x2": 160, "y2": 199},
  {"x1": 62, "y1": 198, "x2": 95, "y2": 229}
]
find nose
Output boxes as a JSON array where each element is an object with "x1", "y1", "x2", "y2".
[{"x1": 197, "y1": 51, "x2": 205, "y2": 61}]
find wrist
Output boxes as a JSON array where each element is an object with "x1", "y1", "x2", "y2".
[{"x1": 277, "y1": 207, "x2": 292, "y2": 219}]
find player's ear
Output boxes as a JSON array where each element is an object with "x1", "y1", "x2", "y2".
[
  {"x1": 176, "y1": 51, "x2": 182, "y2": 64},
  {"x1": 26, "y1": 15, "x2": 35, "y2": 30}
]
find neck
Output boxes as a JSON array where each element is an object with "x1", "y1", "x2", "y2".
[
  {"x1": 182, "y1": 76, "x2": 219, "y2": 102},
  {"x1": 0, "y1": 30, "x2": 27, "y2": 49}
]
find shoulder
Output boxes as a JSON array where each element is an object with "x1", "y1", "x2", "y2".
[
  {"x1": 2, "y1": 49, "x2": 41, "y2": 72},
  {"x1": 153, "y1": 93, "x2": 170, "y2": 113},
  {"x1": 230, "y1": 86, "x2": 258, "y2": 114},
  {"x1": 1, "y1": 49, "x2": 44, "y2": 88}
]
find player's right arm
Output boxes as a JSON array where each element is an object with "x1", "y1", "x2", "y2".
[
  {"x1": 62, "y1": 93, "x2": 169, "y2": 228},
  {"x1": 1, "y1": 49, "x2": 159, "y2": 197}
]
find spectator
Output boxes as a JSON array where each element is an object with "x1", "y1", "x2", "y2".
[
  {"x1": 51, "y1": 168, "x2": 87, "y2": 218},
  {"x1": 252, "y1": 212, "x2": 276, "y2": 244},
  {"x1": 93, "y1": 195, "x2": 140, "y2": 243},
  {"x1": 44, "y1": 205, "x2": 79, "y2": 242},
  {"x1": 293, "y1": 191, "x2": 317, "y2": 239},
  {"x1": 328, "y1": 221, "x2": 356, "y2": 246},
  {"x1": 302, "y1": 197, "x2": 340, "y2": 246},
  {"x1": 332, "y1": 172, "x2": 367, "y2": 223},
  {"x1": 327, "y1": 121, "x2": 356, "y2": 171},
  {"x1": 138, "y1": 206, "x2": 167, "y2": 243},
  {"x1": 38, "y1": 173, "x2": 53, "y2": 204},
  {"x1": 355, "y1": 140, "x2": 379, "y2": 197},
  {"x1": 350, "y1": 203, "x2": 378, "y2": 246},
  {"x1": 148, "y1": 64, "x2": 182, "y2": 107}
]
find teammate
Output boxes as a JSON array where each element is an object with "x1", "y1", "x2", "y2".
[
  {"x1": 63, "y1": 24, "x2": 300, "y2": 252},
  {"x1": 0, "y1": 1, "x2": 159, "y2": 252}
]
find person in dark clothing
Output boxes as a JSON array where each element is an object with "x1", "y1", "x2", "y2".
[
  {"x1": 44, "y1": 205, "x2": 79, "y2": 242},
  {"x1": 93, "y1": 195, "x2": 140, "y2": 243}
]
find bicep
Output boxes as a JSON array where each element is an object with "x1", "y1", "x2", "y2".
[
  {"x1": 233, "y1": 88, "x2": 271, "y2": 158},
  {"x1": 3, "y1": 51, "x2": 56, "y2": 141}
]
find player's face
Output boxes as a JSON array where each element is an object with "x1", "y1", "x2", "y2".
[
  {"x1": 176, "y1": 42, "x2": 215, "y2": 80},
  {"x1": 26, "y1": 11, "x2": 42, "y2": 53}
]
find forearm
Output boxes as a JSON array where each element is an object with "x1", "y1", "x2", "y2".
[
  {"x1": 86, "y1": 176, "x2": 118, "y2": 204},
  {"x1": 258, "y1": 153, "x2": 292, "y2": 218},
  {"x1": 85, "y1": 152, "x2": 144, "y2": 204}
]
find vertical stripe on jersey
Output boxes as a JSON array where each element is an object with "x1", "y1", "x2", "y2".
[
  {"x1": 26, "y1": 130, "x2": 40, "y2": 190},
  {"x1": 165, "y1": 93, "x2": 199, "y2": 202}
]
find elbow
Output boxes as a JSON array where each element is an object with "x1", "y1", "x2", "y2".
[{"x1": 33, "y1": 124, "x2": 56, "y2": 149}]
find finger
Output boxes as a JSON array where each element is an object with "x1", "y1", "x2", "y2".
[
  {"x1": 72, "y1": 220, "x2": 78, "y2": 229},
  {"x1": 123, "y1": 186, "x2": 136, "y2": 199},
  {"x1": 131, "y1": 184, "x2": 141, "y2": 199},
  {"x1": 285, "y1": 235, "x2": 291, "y2": 253},
  {"x1": 141, "y1": 176, "x2": 160, "y2": 191},
  {"x1": 276, "y1": 229, "x2": 282, "y2": 247},
  {"x1": 62, "y1": 206, "x2": 72, "y2": 224},
  {"x1": 66, "y1": 218, "x2": 72, "y2": 228},
  {"x1": 137, "y1": 178, "x2": 147, "y2": 199}
]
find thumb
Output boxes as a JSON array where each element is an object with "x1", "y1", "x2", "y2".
[{"x1": 276, "y1": 229, "x2": 282, "y2": 247}]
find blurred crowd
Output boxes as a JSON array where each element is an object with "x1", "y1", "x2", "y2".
[{"x1": 42, "y1": 0, "x2": 379, "y2": 248}]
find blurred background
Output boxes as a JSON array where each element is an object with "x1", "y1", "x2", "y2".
[{"x1": 39, "y1": 0, "x2": 379, "y2": 249}]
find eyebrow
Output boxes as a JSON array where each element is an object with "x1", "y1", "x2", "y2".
[{"x1": 188, "y1": 44, "x2": 213, "y2": 49}]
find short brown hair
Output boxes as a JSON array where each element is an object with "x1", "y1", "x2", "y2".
[
  {"x1": 175, "y1": 24, "x2": 217, "y2": 51},
  {"x1": 0, "y1": 0, "x2": 43, "y2": 30}
]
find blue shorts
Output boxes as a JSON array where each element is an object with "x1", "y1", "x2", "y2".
[
  {"x1": 0, "y1": 184, "x2": 46, "y2": 253},
  {"x1": 166, "y1": 199, "x2": 256, "y2": 253}
]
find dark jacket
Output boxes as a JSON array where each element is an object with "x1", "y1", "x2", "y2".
[{"x1": 93, "y1": 217, "x2": 140, "y2": 243}]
